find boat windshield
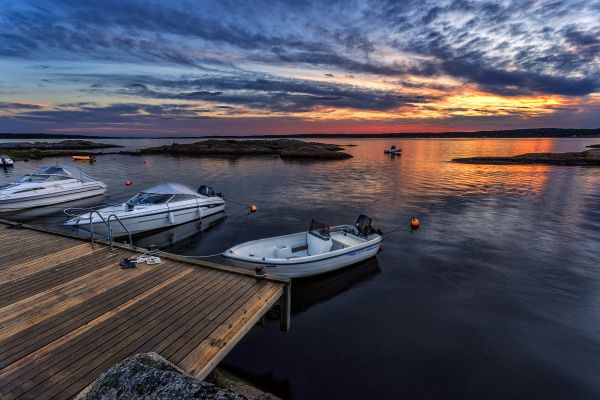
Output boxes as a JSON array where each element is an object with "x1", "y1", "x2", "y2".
[
  {"x1": 18, "y1": 174, "x2": 73, "y2": 183},
  {"x1": 16, "y1": 166, "x2": 94, "y2": 183},
  {"x1": 127, "y1": 192, "x2": 173, "y2": 206}
]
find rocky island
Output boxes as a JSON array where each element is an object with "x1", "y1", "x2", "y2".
[
  {"x1": 453, "y1": 146, "x2": 600, "y2": 166},
  {"x1": 135, "y1": 139, "x2": 352, "y2": 160},
  {"x1": 0, "y1": 140, "x2": 121, "y2": 160}
]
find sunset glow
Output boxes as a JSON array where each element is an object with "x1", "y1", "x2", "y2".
[{"x1": 0, "y1": 0, "x2": 598, "y2": 136}]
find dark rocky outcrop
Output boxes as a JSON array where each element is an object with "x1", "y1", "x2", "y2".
[
  {"x1": 136, "y1": 139, "x2": 352, "y2": 160},
  {"x1": 0, "y1": 140, "x2": 121, "y2": 160},
  {"x1": 453, "y1": 148, "x2": 600, "y2": 166},
  {"x1": 76, "y1": 353, "x2": 255, "y2": 400},
  {"x1": 586, "y1": 144, "x2": 600, "y2": 148}
]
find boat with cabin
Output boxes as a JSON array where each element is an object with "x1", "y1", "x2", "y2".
[
  {"x1": 0, "y1": 165, "x2": 106, "y2": 212},
  {"x1": 65, "y1": 183, "x2": 225, "y2": 237}
]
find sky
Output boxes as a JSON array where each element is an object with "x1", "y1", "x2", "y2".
[{"x1": 0, "y1": 0, "x2": 598, "y2": 136}]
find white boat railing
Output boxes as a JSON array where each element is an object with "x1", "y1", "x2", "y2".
[{"x1": 64, "y1": 207, "x2": 133, "y2": 250}]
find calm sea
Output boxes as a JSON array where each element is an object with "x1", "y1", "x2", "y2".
[{"x1": 1, "y1": 137, "x2": 599, "y2": 399}]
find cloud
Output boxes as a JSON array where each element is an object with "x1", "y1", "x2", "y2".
[{"x1": 0, "y1": 102, "x2": 45, "y2": 110}]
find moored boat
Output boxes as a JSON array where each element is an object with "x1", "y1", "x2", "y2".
[
  {"x1": 72, "y1": 155, "x2": 96, "y2": 162},
  {"x1": 384, "y1": 145, "x2": 401, "y2": 154},
  {"x1": 223, "y1": 215, "x2": 383, "y2": 278},
  {"x1": 65, "y1": 183, "x2": 225, "y2": 237},
  {"x1": 0, "y1": 155, "x2": 14, "y2": 167},
  {"x1": 0, "y1": 165, "x2": 107, "y2": 212}
]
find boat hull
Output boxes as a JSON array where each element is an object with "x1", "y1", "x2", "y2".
[
  {"x1": 0, "y1": 186, "x2": 106, "y2": 212},
  {"x1": 69, "y1": 203, "x2": 226, "y2": 237},
  {"x1": 224, "y1": 236, "x2": 382, "y2": 278}
]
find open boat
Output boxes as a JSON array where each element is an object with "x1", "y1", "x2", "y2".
[
  {"x1": 65, "y1": 183, "x2": 225, "y2": 237},
  {"x1": 0, "y1": 165, "x2": 106, "y2": 212},
  {"x1": 223, "y1": 215, "x2": 382, "y2": 278},
  {"x1": 384, "y1": 145, "x2": 401, "y2": 154},
  {"x1": 0, "y1": 155, "x2": 14, "y2": 167}
]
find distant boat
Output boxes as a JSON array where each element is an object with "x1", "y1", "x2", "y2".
[
  {"x1": 72, "y1": 155, "x2": 96, "y2": 162},
  {"x1": 0, "y1": 165, "x2": 107, "y2": 212},
  {"x1": 223, "y1": 215, "x2": 383, "y2": 278},
  {"x1": 0, "y1": 155, "x2": 14, "y2": 167},
  {"x1": 65, "y1": 183, "x2": 225, "y2": 237},
  {"x1": 384, "y1": 145, "x2": 401, "y2": 154}
]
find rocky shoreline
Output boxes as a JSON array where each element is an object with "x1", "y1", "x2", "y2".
[
  {"x1": 0, "y1": 140, "x2": 120, "y2": 160},
  {"x1": 453, "y1": 145, "x2": 600, "y2": 166},
  {"x1": 133, "y1": 139, "x2": 352, "y2": 160}
]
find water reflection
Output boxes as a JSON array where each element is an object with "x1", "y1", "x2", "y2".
[{"x1": 1, "y1": 138, "x2": 600, "y2": 399}]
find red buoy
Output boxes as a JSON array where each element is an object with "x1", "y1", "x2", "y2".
[
  {"x1": 410, "y1": 217, "x2": 420, "y2": 230},
  {"x1": 250, "y1": 205, "x2": 257, "y2": 213},
  {"x1": 125, "y1": 180, "x2": 133, "y2": 186}
]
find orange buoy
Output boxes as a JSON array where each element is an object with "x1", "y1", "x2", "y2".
[
  {"x1": 125, "y1": 180, "x2": 133, "y2": 186},
  {"x1": 410, "y1": 217, "x2": 420, "y2": 230},
  {"x1": 250, "y1": 205, "x2": 257, "y2": 213}
]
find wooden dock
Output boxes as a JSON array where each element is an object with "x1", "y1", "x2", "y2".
[{"x1": 0, "y1": 220, "x2": 290, "y2": 399}]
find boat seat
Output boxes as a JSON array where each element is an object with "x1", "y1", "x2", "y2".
[
  {"x1": 331, "y1": 234, "x2": 366, "y2": 248},
  {"x1": 274, "y1": 244, "x2": 292, "y2": 259}
]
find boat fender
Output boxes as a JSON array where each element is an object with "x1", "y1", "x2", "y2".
[{"x1": 168, "y1": 211, "x2": 174, "y2": 224}]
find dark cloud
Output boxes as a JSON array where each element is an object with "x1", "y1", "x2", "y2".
[
  {"x1": 114, "y1": 74, "x2": 438, "y2": 112},
  {"x1": 0, "y1": 102, "x2": 45, "y2": 110}
]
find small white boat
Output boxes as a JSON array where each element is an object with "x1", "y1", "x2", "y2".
[
  {"x1": 0, "y1": 165, "x2": 107, "y2": 212},
  {"x1": 65, "y1": 183, "x2": 225, "y2": 237},
  {"x1": 223, "y1": 215, "x2": 383, "y2": 278},
  {"x1": 384, "y1": 145, "x2": 401, "y2": 154},
  {"x1": 0, "y1": 155, "x2": 14, "y2": 167}
]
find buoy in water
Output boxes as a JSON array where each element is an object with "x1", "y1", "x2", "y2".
[
  {"x1": 125, "y1": 180, "x2": 133, "y2": 186},
  {"x1": 250, "y1": 205, "x2": 257, "y2": 213},
  {"x1": 410, "y1": 217, "x2": 420, "y2": 230}
]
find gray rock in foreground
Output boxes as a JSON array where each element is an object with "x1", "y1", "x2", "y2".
[{"x1": 76, "y1": 353, "x2": 249, "y2": 400}]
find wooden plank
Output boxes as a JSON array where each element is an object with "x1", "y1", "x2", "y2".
[
  {"x1": 0, "y1": 265, "x2": 195, "y2": 385},
  {"x1": 0, "y1": 262, "x2": 184, "y2": 369},
  {"x1": 179, "y1": 283, "x2": 283, "y2": 378},
  {"x1": 280, "y1": 281, "x2": 291, "y2": 332},
  {"x1": 53, "y1": 275, "x2": 257, "y2": 399},
  {"x1": 0, "y1": 243, "x2": 97, "y2": 285},
  {"x1": 0, "y1": 249, "x2": 145, "y2": 335},
  {"x1": 8, "y1": 270, "x2": 232, "y2": 399},
  {"x1": 0, "y1": 250, "x2": 126, "y2": 307},
  {"x1": 0, "y1": 220, "x2": 289, "y2": 400},
  {"x1": 164, "y1": 281, "x2": 271, "y2": 368}
]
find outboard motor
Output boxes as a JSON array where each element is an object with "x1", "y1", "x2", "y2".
[
  {"x1": 197, "y1": 185, "x2": 215, "y2": 197},
  {"x1": 355, "y1": 215, "x2": 373, "y2": 237}
]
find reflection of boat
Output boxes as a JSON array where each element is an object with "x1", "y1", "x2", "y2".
[
  {"x1": 135, "y1": 211, "x2": 226, "y2": 249},
  {"x1": 72, "y1": 155, "x2": 96, "y2": 162},
  {"x1": 0, "y1": 165, "x2": 107, "y2": 212},
  {"x1": 223, "y1": 215, "x2": 382, "y2": 278},
  {"x1": 384, "y1": 145, "x2": 401, "y2": 154},
  {"x1": 291, "y1": 257, "x2": 380, "y2": 314},
  {"x1": 0, "y1": 155, "x2": 14, "y2": 167},
  {"x1": 65, "y1": 183, "x2": 225, "y2": 237}
]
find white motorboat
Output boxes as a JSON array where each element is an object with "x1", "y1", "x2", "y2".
[
  {"x1": 223, "y1": 215, "x2": 383, "y2": 278},
  {"x1": 384, "y1": 145, "x2": 401, "y2": 154},
  {"x1": 0, "y1": 155, "x2": 14, "y2": 167},
  {"x1": 65, "y1": 183, "x2": 225, "y2": 237},
  {"x1": 0, "y1": 165, "x2": 107, "y2": 212}
]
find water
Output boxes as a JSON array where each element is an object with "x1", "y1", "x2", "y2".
[{"x1": 1, "y1": 138, "x2": 600, "y2": 399}]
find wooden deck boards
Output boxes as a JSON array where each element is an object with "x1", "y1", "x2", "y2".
[{"x1": 0, "y1": 220, "x2": 289, "y2": 400}]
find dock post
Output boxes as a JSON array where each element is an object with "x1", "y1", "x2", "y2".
[{"x1": 280, "y1": 281, "x2": 291, "y2": 332}]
